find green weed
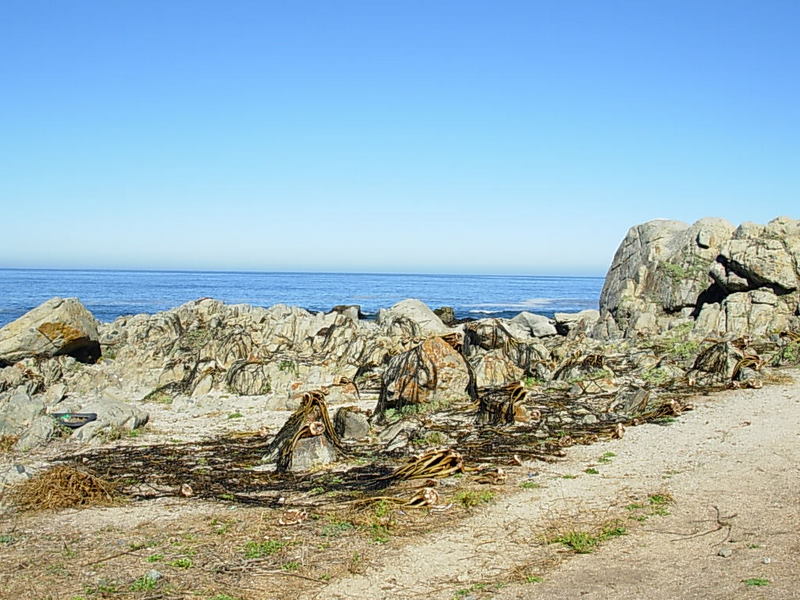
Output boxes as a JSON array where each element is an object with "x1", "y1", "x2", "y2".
[
  {"x1": 243, "y1": 540, "x2": 286, "y2": 558},
  {"x1": 454, "y1": 490, "x2": 495, "y2": 508}
]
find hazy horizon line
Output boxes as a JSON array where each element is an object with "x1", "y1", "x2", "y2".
[{"x1": 0, "y1": 265, "x2": 607, "y2": 279}]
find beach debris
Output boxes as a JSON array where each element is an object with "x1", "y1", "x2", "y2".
[
  {"x1": 9, "y1": 465, "x2": 116, "y2": 511},
  {"x1": 264, "y1": 390, "x2": 345, "y2": 473},
  {"x1": 278, "y1": 508, "x2": 308, "y2": 525},
  {"x1": 477, "y1": 382, "x2": 529, "y2": 425},
  {"x1": 180, "y1": 483, "x2": 193, "y2": 497},
  {"x1": 388, "y1": 448, "x2": 465, "y2": 481},
  {"x1": 473, "y1": 466, "x2": 506, "y2": 485}
]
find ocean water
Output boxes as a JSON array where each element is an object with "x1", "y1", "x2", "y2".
[{"x1": 0, "y1": 269, "x2": 604, "y2": 327}]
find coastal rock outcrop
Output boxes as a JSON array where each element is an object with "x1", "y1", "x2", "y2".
[
  {"x1": 374, "y1": 336, "x2": 473, "y2": 419},
  {"x1": 0, "y1": 297, "x2": 100, "y2": 365},
  {"x1": 598, "y1": 216, "x2": 800, "y2": 339}
]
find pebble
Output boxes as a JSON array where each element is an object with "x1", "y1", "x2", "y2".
[
  {"x1": 147, "y1": 569, "x2": 163, "y2": 581},
  {"x1": 762, "y1": 557, "x2": 772, "y2": 564},
  {"x1": 718, "y1": 548, "x2": 733, "y2": 558}
]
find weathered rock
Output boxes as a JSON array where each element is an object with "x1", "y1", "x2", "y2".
[
  {"x1": 69, "y1": 397, "x2": 149, "y2": 442},
  {"x1": 554, "y1": 310, "x2": 600, "y2": 336},
  {"x1": 287, "y1": 436, "x2": 340, "y2": 472},
  {"x1": 14, "y1": 415, "x2": 56, "y2": 451},
  {"x1": 225, "y1": 360, "x2": 272, "y2": 395},
  {"x1": 377, "y1": 419, "x2": 421, "y2": 452},
  {"x1": 599, "y1": 216, "x2": 800, "y2": 339},
  {"x1": 328, "y1": 305, "x2": 364, "y2": 320},
  {"x1": 0, "y1": 298, "x2": 100, "y2": 365},
  {"x1": 375, "y1": 337, "x2": 473, "y2": 418},
  {"x1": 334, "y1": 406, "x2": 370, "y2": 440},
  {"x1": 510, "y1": 312, "x2": 557, "y2": 337},
  {"x1": 470, "y1": 349, "x2": 524, "y2": 387},
  {"x1": 433, "y1": 306, "x2": 456, "y2": 325},
  {"x1": 0, "y1": 463, "x2": 32, "y2": 491},
  {"x1": 377, "y1": 299, "x2": 451, "y2": 339},
  {"x1": 0, "y1": 389, "x2": 45, "y2": 436}
]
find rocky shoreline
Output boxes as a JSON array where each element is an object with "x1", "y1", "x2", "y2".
[{"x1": 0, "y1": 216, "x2": 798, "y2": 481}]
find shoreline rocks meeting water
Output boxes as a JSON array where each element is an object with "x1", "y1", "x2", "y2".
[{"x1": 0, "y1": 216, "x2": 798, "y2": 471}]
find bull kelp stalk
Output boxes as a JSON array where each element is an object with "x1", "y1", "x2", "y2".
[{"x1": 264, "y1": 390, "x2": 345, "y2": 473}]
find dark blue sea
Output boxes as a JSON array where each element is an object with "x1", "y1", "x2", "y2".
[{"x1": 0, "y1": 269, "x2": 604, "y2": 327}]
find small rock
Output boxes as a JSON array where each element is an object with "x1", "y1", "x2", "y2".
[
  {"x1": 334, "y1": 406, "x2": 370, "y2": 440},
  {"x1": 146, "y1": 569, "x2": 163, "y2": 581},
  {"x1": 762, "y1": 557, "x2": 772, "y2": 564},
  {"x1": 718, "y1": 548, "x2": 733, "y2": 558}
]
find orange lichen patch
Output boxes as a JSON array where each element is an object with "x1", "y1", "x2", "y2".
[
  {"x1": 37, "y1": 322, "x2": 84, "y2": 343},
  {"x1": 9, "y1": 466, "x2": 118, "y2": 511}
]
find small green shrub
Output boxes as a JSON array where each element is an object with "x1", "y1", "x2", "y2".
[
  {"x1": 130, "y1": 574, "x2": 159, "y2": 591},
  {"x1": 243, "y1": 540, "x2": 285, "y2": 558},
  {"x1": 454, "y1": 490, "x2": 495, "y2": 508},
  {"x1": 742, "y1": 578, "x2": 769, "y2": 587},
  {"x1": 168, "y1": 557, "x2": 193, "y2": 568}
]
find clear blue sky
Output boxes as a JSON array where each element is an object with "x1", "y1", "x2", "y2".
[{"x1": 1, "y1": 0, "x2": 797, "y2": 275}]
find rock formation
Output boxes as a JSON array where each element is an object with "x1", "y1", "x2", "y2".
[
  {"x1": 1, "y1": 215, "x2": 798, "y2": 460},
  {"x1": 0, "y1": 297, "x2": 100, "y2": 365},
  {"x1": 597, "y1": 216, "x2": 800, "y2": 339}
]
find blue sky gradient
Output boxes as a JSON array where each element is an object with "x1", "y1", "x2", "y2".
[{"x1": 1, "y1": 0, "x2": 797, "y2": 275}]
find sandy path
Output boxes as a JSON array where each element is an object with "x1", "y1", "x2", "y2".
[{"x1": 315, "y1": 372, "x2": 800, "y2": 600}]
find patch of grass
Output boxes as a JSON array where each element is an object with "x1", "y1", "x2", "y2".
[
  {"x1": 320, "y1": 520, "x2": 355, "y2": 537},
  {"x1": 454, "y1": 490, "x2": 495, "y2": 508},
  {"x1": 0, "y1": 534, "x2": 15, "y2": 544},
  {"x1": 415, "y1": 431, "x2": 447, "y2": 447},
  {"x1": 168, "y1": 557, "x2": 193, "y2": 568},
  {"x1": 208, "y1": 595, "x2": 241, "y2": 600},
  {"x1": 227, "y1": 412, "x2": 243, "y2": 419},
  {"x1": 129, "y1": 573, "x2": 159, "y2": 591},
  {"x1": 585, "y1": 468, "x2": 600, "y2": 475},
  {"x1": 773, "y1": 341, "x2": 800, "y2": 365},
  {"x1": 598, "y1": 452, "x2": 616, "y2": 464},
  {"x1": 746, "y1": 543, "x2": 762, "y2": 549},
  {"x1": 561, "y1": 474, "x2": 578, "y2": 480},
  {"x1": 550, "y1": 521, "x2": 627, "y2": 554},
  {"x1": 243, "y1": 539, "x2": 286, "y2": 558},
  {"x1": 85, "y1": 581, "x2": 119, "y2": 595},
  {"x1": 369, "y1": 523, "x2": 391, "y2": 544},
  {"x1": 519, "y1": 481, "x2": 541, "y2": 490},
  {"x1": 641, "y1": 367, "x2": 670, "y2": 385},
  {"x1": 653, "y1": 416, "x2": 677, "y2": 425},
  {"x1": 282, "y1": 561, "x2": 301, "y2": 571},
  {"x1": 742, "y1": 578, "x2": 769, "y2": 587},
  {"x1": 649, "y1": 493, "x2": 673, "y2": 515},
  {"x1": 146, "y1": 553, "x2": 164, "y2": 563},
  {"x1": 143, "y1": 390, "x2": 172, "y2": 405},
  {"x1": 525, "y1": 575, "x2": 543, "y2": 583}
]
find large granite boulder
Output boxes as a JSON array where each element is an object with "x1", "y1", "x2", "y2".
[
  {"x1": 376, "y1": 299, "x2": 452, "y2": 339},
  {"x1": 598, "y1": 217, "x2": 800, "y2": 339},
  {"x1": 0, "y1": 298, "x2": 100, "y2": 366},
  {"x1": 374, "y1": 336, "x2": 472, "y2": 418}
]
